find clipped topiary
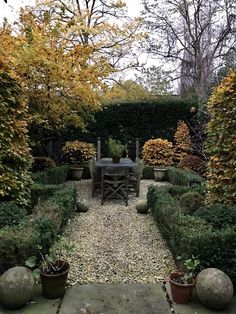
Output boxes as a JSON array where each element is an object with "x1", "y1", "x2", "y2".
[
  {"x1": 180, "y1": 191, "x2": 204, "y2": 214},
  {"x1": 174, "y1": 120, "x2": 192, "y2": 163},
  {"x1": 179, "y1": 154, "x2": 206, "y2": 177},
  {"x1": 62, "y1": 140, "x2": 96, "y2": 166},
  {"x1": 0, "y1": 71, "x2": 32, "y2": 205},
  {"x1": 142, "y1": 138, "x2": 174, "y2": 166},
  {"x1": 205, "y1": 71, "x2": 236, "y2": 204}
]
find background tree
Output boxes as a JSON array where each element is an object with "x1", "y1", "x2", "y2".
[
  {"x1": 142, "y1": 0, "x2": 236, "y2": 101},
  {"x1": 205, "y1": 71, "x2": 236, "y2": 204}
]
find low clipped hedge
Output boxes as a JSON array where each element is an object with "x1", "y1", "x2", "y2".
[
  {"x1": 30, "y1": 183, "x2": 63, "y2": 209},
  {"x1": 147, "y1": 185, "x2": 236, "y2": 285},
  {"x1": 0, "y1": 201, "x2": 27, "y2": 228},
  {"x1": 32, "y1": 165, "x2": 69, "y2": 185},
  {"x1": 142, "y1": 165, "x2": 155, "y2": 179},
  {"x1": 166, "y1": 167, "x2": 203, "y2": 186},
  {"x1": 0, "y1": 184, "x2": 77, "y2": 271}
]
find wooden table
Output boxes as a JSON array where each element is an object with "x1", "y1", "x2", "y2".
[{"x1": 95, "y1": 158, "x2": 136, "y2": 205}]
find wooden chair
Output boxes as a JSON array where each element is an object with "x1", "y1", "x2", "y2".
[
  {"x1": 101, "y1": 166, "x2": 129, "y2": 206},
  {"x1": 88, "y1": 158, "x2": 101, "y2": 197},
  {"x1": 129, "y1": 159, "x2": 144, "y2": 197}
]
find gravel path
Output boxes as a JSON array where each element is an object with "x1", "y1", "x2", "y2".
[{"x1": 64, "y1": 180, "x2": 175, "y2": 286}]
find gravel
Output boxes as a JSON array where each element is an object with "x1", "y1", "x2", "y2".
[{"x1": 63, "y1": 179, "x2": 175, "y2": 286}]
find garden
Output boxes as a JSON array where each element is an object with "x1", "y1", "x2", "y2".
[{"x1": 0, "y1": 0, "x2": 236, "y2": 312}]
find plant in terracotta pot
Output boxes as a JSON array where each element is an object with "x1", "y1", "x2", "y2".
[
  {"x1": 26, "y1": 236, "x2": 75, "y2": 299},
  {"x1": 62, "y1": 140, "x2": 96, "y2": 180},
  {"x1": 168, "y1": 257, "x2": 200, "y2": 304},
  {"x1": 107, "y1": 138, "x2": 126, "y2": 163}
]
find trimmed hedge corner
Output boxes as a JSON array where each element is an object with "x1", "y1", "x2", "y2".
[
  {"x1": 32, "y1": 165, "x2": 69, "y2": 185},
  {"x1": 166, "y1": 167, "x2": 203, "y2": 186},
  {"x1": 147, "y1": 185, "x2": 236, "y2": 285}
]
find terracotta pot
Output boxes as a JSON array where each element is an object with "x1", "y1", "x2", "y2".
[
  {"x1": 40, "y1": 261, "x2": 69, "y2": 299},
  {"x1": 112, "y1": 156, "x2": 120, "y2": 163},
  {"x1": 169, "y1": 272, "x2": 195, "y2": 304}
]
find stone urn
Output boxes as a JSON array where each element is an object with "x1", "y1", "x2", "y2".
[
  {"x1": 153, "y1": 168, "x2": 167, "y2": 181},
  {"x1": 70, "y1": 166, "x2": 84, "y2": 180}
]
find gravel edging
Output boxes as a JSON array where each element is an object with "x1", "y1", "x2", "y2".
[{"x1": 63, "y1": 179, "x2": 175, "y2": 286}]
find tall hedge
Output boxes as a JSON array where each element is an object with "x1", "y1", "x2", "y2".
[
  {"x1": 62, "y1": 99, "x2": 195, "y2": 158},
  {"x1": 206, "y1": 71, "x2": 236, "y2": 204},
  {"x1": 0, "y1": 72, "x2": 32, "y2": 205}
]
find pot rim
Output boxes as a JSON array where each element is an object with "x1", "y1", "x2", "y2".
[
  {"x1": 40, "y1": 260, "x2": 70, "y2": 277},
  {"x1": 169, "y1": 271, "x2": 195, "y2": 287}
]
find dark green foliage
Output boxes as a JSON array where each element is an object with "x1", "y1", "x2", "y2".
[
  {"x1": 32, "y1": 157, "x2": 56, "y2": 172},
  {"x1": 167, "y1": 185, "x2": 205, "y2": 198},
  {"x1": 31, "y1": 183, "x2": 63, "y2": 209},
  {"x1": 179, "y1": 192, "x2": 204, "y2": 214},
  {"x1": 147, "y1": 186, "x2": 179, "y2": 238},
  {"x1": 0, "y1": 201, "x2": 26, "y2": 228},
  {"x1": 147, "y1": 185, "x2": 236, "y2": 285},
  {"x1": 142, "y1": 165, "x2": 154, "y2": 179},
  {"x1": 0, "y1": 225, "x2": 39, "y2": 270},
  {"x1": 49, "y1": 186, "x2": 77, "y2": 228},
  {"x1": 166, "y1": 167, "x2": 203, "y2": 186},
  {"x1": 62, "y1": 100, "x2": 195, "y2": 160},
  {"x1": 194, "y1": 203, "x2": 236, "y2": 229},
  {"x1": 32, "y1": 165, "x2": 69, "y2": 184},
  {"x1": 34, "y1": 217, "x2": 55, "y2": 253},
  {"x1": 34, "y1": 184, "x2": 77, "y2": 232}
]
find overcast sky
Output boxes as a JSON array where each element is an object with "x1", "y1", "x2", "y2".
[{"x1": 0, "y1": 0, "x2": 143, "y2": 22}]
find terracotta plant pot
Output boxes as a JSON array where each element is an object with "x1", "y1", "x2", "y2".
[
  {"x1": 169, "y1": 272, "x2": 195, "y2": 304},
  {"x1": 40, "y1": 261, "x2": 70, "y2": 299},
  {"x1": 112, "y1": 156, "x2": 120, "y2": 163}
]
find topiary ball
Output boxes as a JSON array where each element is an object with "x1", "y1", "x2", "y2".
[
  {"x1": 136, "y1": 199, "x2": 149, "y2": 214},
  {"x1": 179, "y1": 191, "x2": 204, "y2": 214},
  {"x1": 0, "y1": 266, "x2": 35, "y2": 309},
  {"x1": 196, "y1": 268, "x2": 234, "y2": 310}
]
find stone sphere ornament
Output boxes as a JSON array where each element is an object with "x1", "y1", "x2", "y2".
[
  {"x1": 136, "y1": 199, "x2": 149, "y2": 214},
  {"x1": 195, "y1": 268, "x2": 234, "y2": 310},
  {"x1": 0, "y1": 266, "x2": 35, "y2": 309}
]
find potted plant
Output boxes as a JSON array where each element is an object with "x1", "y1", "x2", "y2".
[
  {"x1": 168, "y1": 257, "x2": 200, "y2": 304},
  {"x1": 26, "y1": 237, "x2": 74, "y2": 299},
  {"x1": 107, "y1": 138, "x2": 126, "y2": 163},
  {"x1": 62, "y1": 140, "x2": 96, "y2": 180}
]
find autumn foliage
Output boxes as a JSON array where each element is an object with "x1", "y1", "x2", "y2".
[
  {"x1": 0, "y1": 71, "x2": 32, "y2": 205},
  {"x1": 174, "y1": 120, "x2": 192, "y2": 163},
  {"x1": 205, "y1": 71, "x2": 236, "y2": 204},
  {"x1": 62, "y1": 141, "x2": 96, "y2": 166},
  {"x1": 142, "y1": 138, "x2": 174, "y2": 166}
]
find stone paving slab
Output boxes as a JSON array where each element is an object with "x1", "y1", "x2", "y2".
[
  {"x1": 59, "y1": 283, "x2": 171, "y2": 314},
  {"x1": 166, "y1": 282, "x2": 236, "y2": 314},
  {"x1": 0, "y1": 285, "x2": 60, "y2": 314}
]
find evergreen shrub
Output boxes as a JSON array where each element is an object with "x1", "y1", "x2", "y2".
[
  {"x1": 179, "y1": 191, "x2": 204, "y2": 214},
  {"x1": 32, "y1": 165, "x2": 69, "y2": 184},
  {"x1": 147, "y1": 185, "x2": 236, "y2": 285},
  {"x1": 194, "y1": 203, "x2": 236, "y2": 229},
  {"x1": 166, "y1": 167, "x2": 203, "y2": 186},
  {"x1": 0, "y1": 201, "x2": 26, "y2": 228}
]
